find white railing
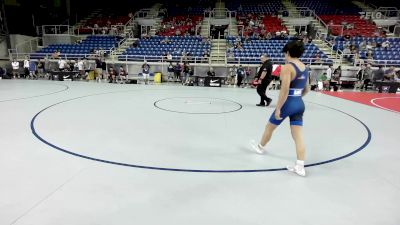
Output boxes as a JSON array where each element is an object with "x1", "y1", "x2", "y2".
[
  {"x1": 375, "y1": 7, "x2": 399, "y2": 18},
  {"x1": 228, "y1": 25, "x2": 244, "y2": 36},
  {"x1": 327, "y1": 24, "x2": 344, "y2": 37},
  {"x1": 41, "y1": 25, "x2": 75, "y2": 35},
  {"x1": 9, "y1": 52, "x2": 110, "y2": 61},
  {"x1": 204, "y1": 8, "x2": 237, "y2": 20},
  {"x1": 115, "y1": 55, "x2": 210, "y2": 64}
]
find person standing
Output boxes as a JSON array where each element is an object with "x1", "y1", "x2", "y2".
[
  {"x1": 236, "y1": 65, "x2": 246, "y2": 87},
  {"x1": 167, "y1": 62, "x2": 174, "y2": 81},
  {"x1": 174, "y1": 62, "x2": 182, "y2": 82},
  {"x1": 37, "y1": 60, "x2": 44, "y2": 78},
  {"x1": 11, "y1": 59, "x2": 20, "y2": 79},
  {"x1": 142, "y1": 61, "x2": 150, "y2": 84},
  {"x1": 23, "y1": 57, "x2": 30, "y2": 78},
  {"x1": 183, "y1": 62, "x2": 190, "y2": 85},
  {"x1": 101, "y1": 59, "x2": 107, "y2": 82},
  {"x1": 58, "y1": 58, "x2": 67, "y2": 71},
  {"x1": 28, "y1": 60, "x2": 37, "y2": 79},
  {"x1": 255, "y1": 54, "x2": 273, "y2": 106},
  {"x1": 77, "y1": 58, "x2": 85, "y2": 79},
  {"x1": 228, "y1": 65, "x2": 237, "y2": 86},
  {"x1": 251, "y1": 40, "x2": 310, "y2": 177},
  {"x1": 361, "y1": 64, "x2": 373, "y2": 91}
]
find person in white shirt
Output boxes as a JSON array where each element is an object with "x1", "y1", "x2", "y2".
[
  {"x1": 58, "y1": 59, "x2": 67, "y2": 71},
  {"x1": 324, "y1": 65, "x2": 333, "y2": 90},
  {"x1": 11, "y1": 59, "x2": 20, "y2": 79},
  {"x1": 23, "y1": 57, "x2": 30, "y2": 78},
  {"x1": 166, "y1": 52, "x2": 173, "y2": 61},
  {"x1": 77, "y1": 59, "x2": 85, "y2": 78},
  {"x1": 381, "y1": 40, "x2": 390, "y2": 50}
]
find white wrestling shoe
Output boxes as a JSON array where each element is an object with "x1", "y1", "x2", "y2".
[
  {"x1": 250, "y1": 140, "x2": 267, "y2": 154},
  {"x1": 287, "y1": 164, "x2": 306, "y2": 177}
]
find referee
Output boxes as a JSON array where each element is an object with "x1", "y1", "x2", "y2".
[{"x1": 256, "y1": 54, "x2": 273, "y2": 106}]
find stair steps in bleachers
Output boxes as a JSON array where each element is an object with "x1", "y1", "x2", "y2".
[
  {"x1": 229, "y1": 18, "x2": 239, "y2": 36},
  {"x1": 200, "y1": 19, "x2": 210, "y2": 37},
  {"x1": 210, "y1": 39, "x2": 227, "y2": 63}
]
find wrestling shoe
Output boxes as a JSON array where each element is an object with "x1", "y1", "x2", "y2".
[
  {"x1": 250, "y1": 140, "x2": 266, "y2": 154},
  {"x1": 287, "y1": 164, "x2": 306, "y2": 177},
  {"x1": 266, "y1": 98, "x2": 272, "y2": 106}
]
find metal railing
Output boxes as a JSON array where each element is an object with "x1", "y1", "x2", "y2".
[
  {"x1": 327, "y1": 24, "x2": 344, "y2": 37},
  {"x1": 204, "y1": 8, "x2": 237, "y2": 20},
  {"x1": 228, "y1": 25, "x2": 244, "y2": 36},
  {"x1": 115, "y1": 55, "x2": 210, "y2": 64},
  {"x1": 8, "y1": 52, "x2": 110, "y2": 61},
  {"x1": 8, "y1": 37, "x2": 42, "y2": 60},
  {"x1": 374, "y1": 7, "x2": 399, "y2": 18},
  {"x1": 229, "y1": 56, "x2": 333, "y2": 66},
  {"x1": 41, "y1": 25, "x2": 74, "y2": 35}
]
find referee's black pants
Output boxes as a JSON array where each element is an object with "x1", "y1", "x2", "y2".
[{"x1": 257, "y1": 79, "x2": 272, "y2": 105}]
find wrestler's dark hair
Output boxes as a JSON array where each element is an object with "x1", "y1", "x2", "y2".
[{"x1": 282, "y1": 40, "x2": 305, "y2": 58}]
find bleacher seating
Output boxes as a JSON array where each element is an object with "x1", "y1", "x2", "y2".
[
  {"x1": 31, "y1": 36, "x2": 123, "y2": 59},
  {"x1": 292, "y1": 0, "x2": 361, "y2": 15},
  {"x1": 333, "y1": 37, "x2": 400, "y2": 66},
  {"x1": 226, "y1": 36, "x2": 332, "y2": 65},
  {"x1": 320, "y1": 15, "x2": 379, "y2": 37},
  {"x1": 227, "y1": 0, "x2": 284, "y2": 15},
  {"x1": 239, "y1": 15, "x2": 288, "y2": 36},
  {"x1": 76, "y1": 16, "x2": 131, "y2": 34},
  {"x1": 119, "y1": 36, "x2": 211, "y2": 61},
  {"x1": 157, "y1": 16, "x2": 203, "y2": 36}
]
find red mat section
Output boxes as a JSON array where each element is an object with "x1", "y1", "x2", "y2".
[{"x1": 322, "y1": 91, "x2": 400, "y2": 113}]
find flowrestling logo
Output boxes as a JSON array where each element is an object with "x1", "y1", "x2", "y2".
[{"x1": 359, "y1": 11, "x2": 383, "y2": 19}]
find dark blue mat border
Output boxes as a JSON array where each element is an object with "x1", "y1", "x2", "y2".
[
  {"x1": 30, "y1": 91, "x2": 372, "y2": 173},
  {"x1": 0, "y1": 83, "x2": 69, "y2": 103}
]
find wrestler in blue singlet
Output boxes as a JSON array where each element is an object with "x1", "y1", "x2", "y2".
[{"x1": 268, "y1": 62, "x2": 308, "y2": 126}]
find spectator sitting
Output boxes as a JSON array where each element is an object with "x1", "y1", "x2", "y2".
[
  {"x1": 313, "y1": 53, "x2": 323, "y2": 64},
  {"x1": 373, "y1": 66, "x2": 385, "y2": 82},
  {"x1": 384, "y1": 66, "x2": 396, "y2": 81},
  {"x1": 202, "y1": 50, "x2": 210, "y2": 62},
  {"x1": 381, "y1": 40, "x2": 390, "y2": 50},
  {"x1": 394, "y1": 71, "x2": 400, "y2": 82},
  {"x1": 207, "y1": 67, "x2": 215, "y2": 77},
  {"x1": 265, "y1": 32, "x2": 272, "y2": 40},
  {"x1": 161, "y1": 37, "x2": 171, "y2": 44},
  {"x1": 359, "y1": 41, "x2": 366, "y2": 50},
  {"x1": 366, "y1": 50, "x2": 374, "y2": 60},
  {"x1": 235, "y1": 42, "x2": 243, "y2": 50},
  {"x1": 108, "y1": 66, "x2": 116, "y2": 83},
  {"x1": 366, "y1": 42, "x2": 373, "y2": 50},
  {"x1": 117, "y1": 66, "x2": 127, "y2": 83},
  {"x1": 166, "y1": 52, "x2": 173, "y2": 62},
  {"x1": 52, "y1": 50, "x2": 61, "y2": 59}
]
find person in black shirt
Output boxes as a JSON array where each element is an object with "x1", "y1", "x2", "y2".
[
  {"x1": 255, "y1": 55, "x2": 273, "y2": 106},
  {"x1": 236, "y1": 65, "x2": 246, "y2": 87},
  {"x1": 174, "y1": 63, "x2": 182, "y2": 82}
]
